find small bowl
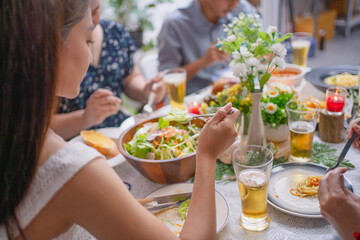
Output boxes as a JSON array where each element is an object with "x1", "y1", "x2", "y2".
[
  {"x1": 268, "y1": 64, "x2": 305, "y2": 87},
  {"x1": 117, "y1": 117, "x2": 205, "y2": 184}
]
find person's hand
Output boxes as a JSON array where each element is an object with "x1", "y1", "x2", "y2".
[
  {"x1": 197, "y1": 102, "x2": 239, "y2": 160},
  {"x1": 83, "y1": 88, "x2": 121, "y2": 127},
  {"x1": 144, "y1": 73, "x2": 166, "y2": 104},
  {"x1": 346, "y1": 118, "x2": 360, "y2": 149},
  {"x1": 318, "y1": 167, "x2": 360, "y2": 239},
  {"x1": 201, "y1": 43, "x2": 230, "y2": 67}
]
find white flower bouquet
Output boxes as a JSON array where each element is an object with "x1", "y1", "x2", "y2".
[{"x1": 217, "y1": 13, "x2": 292, "y2": 93}]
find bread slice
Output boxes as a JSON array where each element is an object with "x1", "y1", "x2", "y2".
[{"x1": 80, "y1": 130, "x2": 120, "y2": 158}]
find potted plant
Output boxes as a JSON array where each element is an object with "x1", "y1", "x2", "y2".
[
  {"x1": 261, "y1": 83, "x2": 296, "y2": 143},
  {"x1": 109, "y1": 0, "x2": 172, "y2": 48},
  {"x1": 217, "y1": 13, "x2": 292, "y2": 145}
]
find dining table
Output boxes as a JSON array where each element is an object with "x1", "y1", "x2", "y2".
[{"x1": 109, "y1": 79, "x2": 359, "y2": 240}]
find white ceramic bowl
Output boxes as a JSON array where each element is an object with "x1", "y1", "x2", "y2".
[{"x1": 268, "y1": 64, "x2": 305, "y2": 87}]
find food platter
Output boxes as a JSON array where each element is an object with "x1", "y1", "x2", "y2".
[
  {"x1": 305, "y1": 65, "x2": 358, "y2": 92},
  {"x1": 145, "y1": 183, "x2": 229, "y2": 235},
  {"x1": 267, "y1": 162, "x2": 354, "y2": 218}
]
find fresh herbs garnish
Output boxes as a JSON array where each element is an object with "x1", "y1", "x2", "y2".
[
  {"x1": 312, "y1": 142, "x2": 355, "y2": 169},
  {"x1": 215, "y1": 159, "x2": 235, "y2": 181}
]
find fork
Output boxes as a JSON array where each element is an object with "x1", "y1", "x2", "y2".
[
  {"x1": 142, "y1": 83, "x2": 158, "y2": 114},
  {"x1": 326, "y1": 121, "x2": 360, "y2": 173}
]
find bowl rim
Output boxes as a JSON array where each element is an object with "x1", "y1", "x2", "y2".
[
  {"x1": 270, "y1": 63, "x2": 305, "y2": 81},
  {"x1": 117, "y1": 115, "x2": 202, "y2": 163}
]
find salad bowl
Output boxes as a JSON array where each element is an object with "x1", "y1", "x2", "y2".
[{"x1": 117, "y1": 116, "x2": 205, "y2": 184}]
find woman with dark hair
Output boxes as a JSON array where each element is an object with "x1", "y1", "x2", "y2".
[{"x1": 0, "y1": 0, "x2": 239, "y2": 239}]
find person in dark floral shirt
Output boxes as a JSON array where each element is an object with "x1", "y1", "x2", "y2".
[{"x1": 52, "y1": 0, "x2": 165, "y2": 139}]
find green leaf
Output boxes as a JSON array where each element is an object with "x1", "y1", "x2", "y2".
[
  {"x1": 275, "y1": 33, "x2": 293, "y2": 43},
  {"x1": 258, "y1": 31, "x2": 272, "y2": 44},
  {"x1": 312, "y1": 143, "x2": 355, "y2": 169},
  {"x1": 259, "y1": 72, "x2": 271, "y2": 90},
  {"x1": 178, "y1": 199, "x2": 190, "y2": 221},
  {"x1": 158, "y1": 117, "x2": 170, "y2": 129}
]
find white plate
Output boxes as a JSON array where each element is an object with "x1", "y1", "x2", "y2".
[
  {"x1": 69, "y1": 127, "x2": 128, "y2": 167},
  {"x1": 146, "y1": 183, "x2": 229, "y2": 234},
  {"x1": 267, "y1": 163, "x2": 354, "y2": 218}
]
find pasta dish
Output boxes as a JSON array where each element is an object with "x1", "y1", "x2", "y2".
[
  {"x1": 290, "y1": 176, "x2": 322, "y2": 197},
  {"x1": 324, "y1": 72, "x2": 358, "y2": 87}
]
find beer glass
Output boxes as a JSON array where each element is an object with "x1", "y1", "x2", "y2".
[
  {"x1": 163, "y1": 68, "x2": 187, "y2": 110},
  {"x1": 291, "y1": 32, "x2": 312, "y2": 68},
  {"x1": 232, "y1": 145, "x2": 273, "y2": 232},
  {"x1": 286, "y1": 99, "x2": 320, "y2": 163}
]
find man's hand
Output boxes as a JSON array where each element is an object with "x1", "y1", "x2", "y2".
[{"x1": 201, "y1": 43, "x2": 230, "y2": 66}]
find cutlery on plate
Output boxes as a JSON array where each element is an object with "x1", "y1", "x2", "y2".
[
  {"x1": 326, "y1": 121, "x2": 360, "y2": 173},
  {"x1": 142, "y1": 83, "x2": 158, "y2": 114},
  {"x1": 137, "y1": 192, "x2": 192, "y2": 211}
]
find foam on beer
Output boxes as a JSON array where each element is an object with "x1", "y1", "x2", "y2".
[
  {"x1": 239, "y1": 169, "x2": 267, "y2": 188},
  {"x1": 292, "y1": 40, "x2": 310, "y2": 49},
  {"x1": 163, "y1": 73, "x2": 186, "y2": 87}
]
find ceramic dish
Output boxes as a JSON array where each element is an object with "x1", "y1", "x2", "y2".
[
  {"x1": 267, "y1": 162, "x2": 354, "y2": 218},
  {"x1": 305, "y1": 65, "x2": 358, "y2": 92},
  {"x1": 145, "y1": 183, "x2": 229, "y2": 234},
  {"x1": 268, "y1": 63, "x2": 305, "y2": 87}
]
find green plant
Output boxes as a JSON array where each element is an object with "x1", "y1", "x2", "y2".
[
  {"x1": 261, "y1": 83, "x2": 296, "y2": 128},
  {"x1": 216, "y1": 13, "x2": 292, "y2": 92},
  {"x1": 109, "y1": 0, "x2": 172, "y2": 32}
]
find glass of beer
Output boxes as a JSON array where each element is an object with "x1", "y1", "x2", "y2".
[
  {"x1": 291, "y1": 32, "x2": 312, "y2": 68},
  {"x1": 163, "y1": 68, "x2": 187, "y2": 110},
  {"x1": 286, "y1": 99, "x2": 320, "y2": 163},
  {"x1": 232, "y1": 145, "x2": 273, "y2": 232}
]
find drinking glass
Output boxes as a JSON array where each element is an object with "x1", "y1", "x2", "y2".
[
  {"x1": 163, "y1": 68, "x2": 187, "y2": 110},
  {"x1": 232, "y1": 145, "x2": 273, "y2": 232},
  {"x1": 286, "y1": 99, "x2": 320, "y2": 163},
  {"x1": 326, "y1": 87, "x2": 347, "y2": 115},
  {"x1": 291, "y1": 32, "x2": 312, "y2": 68}
]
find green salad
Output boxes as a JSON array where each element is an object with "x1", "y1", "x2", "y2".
[{"x1": 124, "y1": 110, "x2": 202, "y2": 160}]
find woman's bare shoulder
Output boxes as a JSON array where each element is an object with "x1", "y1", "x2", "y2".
[{"x1": 37, "y1": 129, "x2": 66, "y2": 166}]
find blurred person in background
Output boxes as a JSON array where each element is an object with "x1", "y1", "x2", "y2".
[
  {"x1": 52, "y1": 0, "x2": 166, "y2": 140},
  {"x1": 157, "y1": 0, "x2": 259, "y2": 94}
]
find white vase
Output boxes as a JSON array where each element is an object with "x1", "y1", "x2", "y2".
[
  {"x1": 264, "y1": 124, "x2": 290, "y2": 143},
  {"x1": 247, "y1": 91, "x2": 266, "y2": 146}
]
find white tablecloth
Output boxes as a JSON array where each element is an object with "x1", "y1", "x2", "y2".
[
  {"x1": 113, "y1": 81, "x2": 359, "y2": 240},
  {"x1": 114, "y1": 130, "x2": 359, "y2": 240}
]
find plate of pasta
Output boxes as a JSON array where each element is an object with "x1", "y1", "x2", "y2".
[
  {"x1": 267, "y1": 162, "x2": 354, "y2": 218},
  {"x1": 305, "y1": 65, "x2": 358, "y2": 91}
]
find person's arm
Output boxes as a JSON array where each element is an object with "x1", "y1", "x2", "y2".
[
  {"x1": 318, "y1": 167, "x2": 360, "y2": 240},
  {"x1": 180, "y1": 103, "x2": 239, "y2": 239},
  {"x1": 122, "y1": 67, "x2": 165, "y2": 105},
  {"x1": 53, "y1": 103, "x2": 238, "y2": 239},
  {"x1": 182, "y1": 43, "x2": 230, "y2": 81},
  {"x1": 346, "y1": 118, "x2": 360, "y2": 149},
  {"x1": 51, "y1": 89, "x2": 121, "y2": 139}
]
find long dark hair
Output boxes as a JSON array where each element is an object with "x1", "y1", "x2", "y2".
[{"x1": 0, "y1": 0, "x2": 89, "y2": 238}]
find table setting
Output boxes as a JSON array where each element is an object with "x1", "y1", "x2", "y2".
[{"x1": 68, "y1": 14, "x2": 360, "y2": 240}]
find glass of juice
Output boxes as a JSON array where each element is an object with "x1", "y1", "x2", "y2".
[
  {"x1": 286, "y1": 99, "x2": 320, "y2": 163},
  {"x1": 163, "y1": 68, "x2": 187, "y2": 110},
  {"x1": 232, "y1": 145, "x2": 273, "y2": 231}
]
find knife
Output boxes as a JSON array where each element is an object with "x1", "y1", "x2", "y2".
[{"x1": 137, "y1": 192, "x2": 192, "y2": 210}]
